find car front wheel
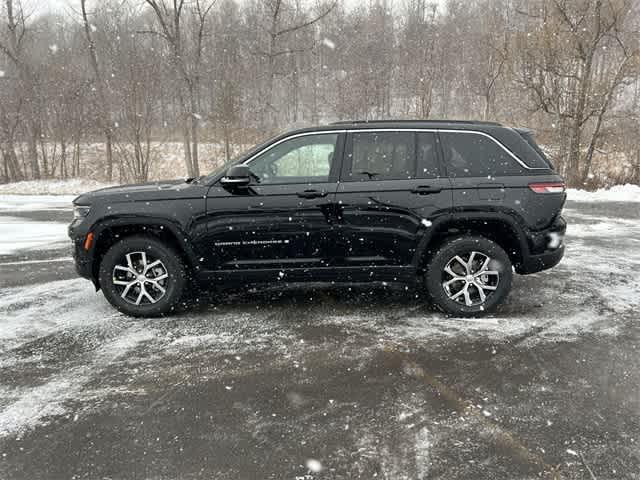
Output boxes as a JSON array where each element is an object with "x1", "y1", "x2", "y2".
[
  {"x1": 424, "y1": 236, "x2": 513, "y2": 316},
  {"x1": 99, "y1": 236, "x2": 187, "y2": 317}
]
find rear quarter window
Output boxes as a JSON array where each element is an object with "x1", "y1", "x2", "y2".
[
  {"x1": 518, "y1": 131, "x2": 554, "y2": 169},
  {"x1": 440, "y1": 132, "x2": 524, "y2": 178}
]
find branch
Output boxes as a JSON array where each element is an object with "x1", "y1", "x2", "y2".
[{"x1": 275, "y1": 1, "x2": 336, "y2": 37}]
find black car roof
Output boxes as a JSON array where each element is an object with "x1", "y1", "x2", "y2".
[
  {"x1": 281, "y1": 119, "x2": 505, "y2": 136},
  {"x1": 331, "y1": 119, "x2": 502, "y2": 127}
]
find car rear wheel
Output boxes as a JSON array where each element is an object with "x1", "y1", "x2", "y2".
[
  {"x1": 424, "y1": 236, "x2": 512, "y2": 316},
  {"x1": 99, "y1": 236, "x2": 187, "y2": 317}
]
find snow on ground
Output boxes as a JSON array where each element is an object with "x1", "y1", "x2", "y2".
[
  {"x1": 0, "y1": 178, "x2": 113, "y2": 196},
  {"x1": 1, "y1": 178, "x2": 639, "y2": 203},
  {"x1": 0, "y1": 195, "x2": 75, "y2": 211},
  {"x1": 567, "y1": 183, "x2": 640, "y2": 202},
  {"x1": 0, "y1": 216, "x2": 69, "y2": 255}
]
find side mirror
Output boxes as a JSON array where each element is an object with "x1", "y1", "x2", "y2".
[{"x1": 220, "y1": 164, "x2": 251, "y2": 187}]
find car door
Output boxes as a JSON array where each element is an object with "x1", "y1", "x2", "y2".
[
  {"x1": 202, "y1": 132, "x2": 344, "y2": 273},
  {"x1": 439, "y1": 131, "x2": 527, "y2": 217},
  {"x1": 333, "y1": 130, "x2": 453, "y2": 269}
]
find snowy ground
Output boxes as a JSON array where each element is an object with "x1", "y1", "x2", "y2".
[{"x1": 0, "y1": 191, "x2": 639, "y2": 479}]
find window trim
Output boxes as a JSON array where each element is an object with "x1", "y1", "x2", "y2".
[{"x1": 231, "y1": 128, "x2": 544, "y2": 187}]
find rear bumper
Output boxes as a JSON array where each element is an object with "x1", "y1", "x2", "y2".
[
  {"x1": 517, "y1": 243, "x2": 565, "y2": 274},
  {"x1": 517, "y1": 215, "x2": 566, "y2": 274}
]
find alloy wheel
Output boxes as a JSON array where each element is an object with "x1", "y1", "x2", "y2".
[
  {"x1": 112, "y1": 251, "x2": 169, "y2": 305},
  {"x1": 442, "y1": 251, "x2": 500, "y2": 307}
]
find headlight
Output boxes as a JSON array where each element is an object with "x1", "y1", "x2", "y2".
[{"x1": 73, "y1": 205, "x2": 91, "y2": 219}]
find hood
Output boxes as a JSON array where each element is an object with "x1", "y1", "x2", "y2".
[{"x1": 73, "y1": 179, "x2": 208, "y2": 205}]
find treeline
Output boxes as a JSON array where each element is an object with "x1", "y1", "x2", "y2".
[{"x1": 0, "y1": 0, "x2": 639, "y2": 187}]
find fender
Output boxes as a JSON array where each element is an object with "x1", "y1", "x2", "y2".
[
  {"x1": 411, "y1": 210, "x2": 530, "y2": 268},
  {"x1": 89, "y1": 214, "x2": 203, "y2": 274}
]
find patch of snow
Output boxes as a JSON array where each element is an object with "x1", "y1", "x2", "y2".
[
  {"x1": 0, "y1": 279, "x2": 111, "y2": 353},
  {"x1": 0, "y1": 178, "x2": 114, "y2": 196},
  {"x1": 567, "y1": 184, "x2": 640, "y2": 203},
  {"x1": 0, "y1": 216, "x2": 69, "y2": 254},
  {"x1": 0, "y1": 195, "x2": 74, "y2": 211},
  {"x1": 0, "y1": 326, "x2": 152, "y2": 437}
]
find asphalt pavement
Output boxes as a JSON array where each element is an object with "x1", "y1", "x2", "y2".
[{"x1": 0, "y1": 199, "x2": 638, "y2": 479}]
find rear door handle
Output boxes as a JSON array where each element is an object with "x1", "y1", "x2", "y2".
[
  {"x1": 411, "y1": 185, "x2": 442, "y2": 195},
  {"x1": 297, "y1": 189, "x2": 328, "y2": 199}
]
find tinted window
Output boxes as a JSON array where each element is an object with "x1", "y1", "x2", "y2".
[
  {"x1": 249, "y1": 133, "x2": 338, "y2": 184},
  {"x1": 441, "y1": 132, "x2": 523, "y2": 177},
  {"x1": 416, "y1": 132, "x2": 440, "y2": 178},
  {"x1": 519, "y1": 131, "x2": 553, "y2": 169},
  {"x1": 348, "y1": 132, "x2": 415, "y2": 181}
]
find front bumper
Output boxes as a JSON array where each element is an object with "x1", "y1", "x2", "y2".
[
  {"x1": 70, "y1": 237, "x2": 94, "y2": 280},
  {"x1": 517, "y1": 216, "x2": 567, "y2": 274},
  {"x1": 69, "y1": 221, "x2": 96, "y2": 283}
]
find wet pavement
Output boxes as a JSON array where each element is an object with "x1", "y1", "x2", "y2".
[{"x1": 0, "y1": 199, "x2": 639, "y2": 479}]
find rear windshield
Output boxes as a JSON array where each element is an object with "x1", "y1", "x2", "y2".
[{"x1": 517, "y1": 130, "x2": 554, "y2": 170}]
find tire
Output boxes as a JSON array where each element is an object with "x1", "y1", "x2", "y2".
[
  {"x1": 98, "y1": 235, "x2": 187, "y2": 317},
  {"x1": 424, "y1": 236, "x2": 512, "y2": 317}
]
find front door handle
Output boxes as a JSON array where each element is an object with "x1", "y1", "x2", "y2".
[
  {"x1": 411, "y1": 185, "x2": 442, "y2": 195},
  {"x1": 297, "y1": 189, "x2": 328, "y2": 199}
]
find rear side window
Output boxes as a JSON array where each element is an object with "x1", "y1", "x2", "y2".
[
  {"x1": 348, "y1": 131, "x2": 415, "y2": 181},
  {"x1": 440, "y1": 132, "x2": 523, "y2": 178}
]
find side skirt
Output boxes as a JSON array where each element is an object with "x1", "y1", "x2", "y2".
[{"x1": 196, "y1": 265, "x2": 419, "y2": 285}]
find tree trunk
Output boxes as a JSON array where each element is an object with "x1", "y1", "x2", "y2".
[
  {"x1": 60, "y1": 138, "x2": 67, "y2": 179},
  {"x1": 27, "y1": 130, "x2": 40, "y2": 179},
  {"x1": 182, "y1": 118, "x2": 194, "y2": 177},
  {"x1": 189, "y1": 88, "x2": 200, "y2": 177},
  {"x1": 105, "y1": 130, "x2": 113, "y2": 181}
]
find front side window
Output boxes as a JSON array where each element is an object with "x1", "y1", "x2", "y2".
[
  {"x1": 248, "y1": 133, "x2": 338, "y2": 184},
  {"x1": 348, "y1": 131, "x2": 415, "y2": 181},
  {"x1": 440, "y1": 132, "x2": 523, "y2": 178}
]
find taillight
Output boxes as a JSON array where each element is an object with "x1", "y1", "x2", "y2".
[{"x1": 528, "y1": 182, "x2": 565, "y2": 194}]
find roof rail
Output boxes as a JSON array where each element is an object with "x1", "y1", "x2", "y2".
[{"x1": 330, "y1": 119, "x2": 502, "y2": 126}]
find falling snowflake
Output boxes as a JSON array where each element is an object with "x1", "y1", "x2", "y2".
[
  {"x1": 305, "y1": 459, "x2": 323, "y2": 472},
  {"x1": 49, "y1": 44, "x2": 58, "y2": 54},
  {"x1": 321, "y1": 38, "x2": 336, "y2": 49}
]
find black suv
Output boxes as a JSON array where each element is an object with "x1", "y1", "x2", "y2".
[{"x1": 69, "y1": 120, "x2": 566, "y2": 317}]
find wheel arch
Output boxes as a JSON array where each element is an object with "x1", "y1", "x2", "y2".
[
  {"x1": 414, "y1": 212, "x2": 529, "y2": 272},
  {"x1": 90, "y1": 217, "x2": 200, "y2": 287}
]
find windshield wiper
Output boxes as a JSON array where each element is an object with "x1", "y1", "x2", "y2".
[
  {"x1": 186, "y1": 175, "x2": 204, "y2": 184},
  {"x1": 359, "y1": 171, "x2": 380, "y2": 179}
]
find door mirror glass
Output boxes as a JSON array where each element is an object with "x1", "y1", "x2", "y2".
[{"x1": 221, "y1": 164, "x2": 251, "y2": 187}]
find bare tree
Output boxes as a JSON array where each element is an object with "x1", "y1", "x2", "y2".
[
  {"x1": 143, "y1": 0, "x2": 216, "y2": 177},
  {"x1": 0, "y1": 0, "x2": 40, "y2": 179},
  {"x1": 80, "y1": 0, "x2": 115, "y2": 181},
  {"x1": 517, "y1": 0, "x2": 639, "y2": 185}
]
